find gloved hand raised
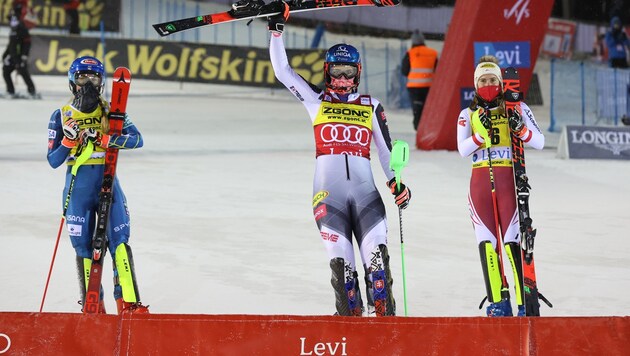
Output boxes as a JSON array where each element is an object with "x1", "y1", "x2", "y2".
[
  {"x1": 508, "y1": 108, "x2": 527, "y2": 137},
  {"x1": 79, "y1": 128, "x2": 110, "y2": 148},
  {"x1": 267, "y1": 1, "x2": 290, "y2": 35},
  {"x1": 387, "y1": 177, "x2": 411, "y2": 210}
]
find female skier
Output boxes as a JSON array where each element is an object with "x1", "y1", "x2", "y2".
[
  {"x1": 47, "y1": 56, "x2": 148, "y2": 314},
  {"x1": 267, "y1": 3, "x2": 411, "y2": 316},
  {"x1": 457, "y1": 56, "x2": 544, "y2": 316}
]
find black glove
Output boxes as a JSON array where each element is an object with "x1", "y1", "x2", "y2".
[
  {"x1": 267, "y1": 1, "x2": 290, "y2": 34},
  {"x1": 508, "y1": 108, "x2": 526, "y2": 136},
  {"x1": 479, "y1": 107, "x2": 492, "y2": 131},
  {"x1": 387, "y1": 178, "x2": 411, "y2": 210}
]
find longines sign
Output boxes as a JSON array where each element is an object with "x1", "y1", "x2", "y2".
[
  {"x1": 29, "y1": 34, "x2": 324, "y2": 88},
  {"x1": 559, "y1": 125, "x2": 630, "y2": 160}
]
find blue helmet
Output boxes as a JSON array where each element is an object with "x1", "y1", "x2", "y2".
[
  {"x1": 324, "y1": 44, "x2": 362, "y2": 93},
  {"x1": 325, "y1": 43, "x2": 361, "y2": 64},
  {"x1": 68, "y1": 56, "x2": 105, "y2": 94},
  {"x1": 611, "y1": 16, "x2": 622, "y2": 30}
]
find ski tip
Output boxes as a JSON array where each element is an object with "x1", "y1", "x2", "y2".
[
  {"x1": 152, "y1": 23, "x2": 174, "y2": 37},
  {"x1": 112, "y1": 67, "x2": 132, "y2": 84}
]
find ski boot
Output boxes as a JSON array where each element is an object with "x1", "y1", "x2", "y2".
[
  {"x1": 230, "y1": 0, "x2": 266, "y2": 17},
  {"x1": 117, "y1": 299, "x2": 150, "y2": 314},
  {"x1": 486, "y1": 299, "x2": 513, "y2": 317},
  {"x1": 330, "y1": 258, "x2": 363, "y2": 316},
  {"x1": 365, "y1": 245, "x2": 396, "y2": 316}
]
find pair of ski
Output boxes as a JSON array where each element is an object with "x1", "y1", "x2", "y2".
[
  {"x1": 80, "y1": 67, "x2": 132, "y2": 314},
  {"x1": 152, "y1": 0, "x2": 400, "y2": 36},
  {"x1": 488, "y1": 67, "x2": 552, "y2": 316}
]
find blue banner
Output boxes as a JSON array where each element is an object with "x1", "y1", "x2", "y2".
[{"x1": 473, "y1": 42, "x2": 531, "y2": 69}]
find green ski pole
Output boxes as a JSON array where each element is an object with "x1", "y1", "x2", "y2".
[{"x1": 389, "y1": 140, "x2": 409, "y2": 316}]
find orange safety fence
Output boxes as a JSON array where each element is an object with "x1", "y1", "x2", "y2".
[{"x1": 0, "y1": 313, "x2": 629, "y2": 355}]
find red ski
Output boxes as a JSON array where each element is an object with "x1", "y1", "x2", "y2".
[
  {"x1": 83, "y1": 67, "x2": 131, "y2": 314},
  {"x1": 503, "y1": 67, "x2": 552, "y2": 316}
]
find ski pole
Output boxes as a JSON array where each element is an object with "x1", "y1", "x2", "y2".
[
  {"x1": 40, "y1": 141, "x2": 94, "y2": 312},
  {"x1": 389, "y1": 140, "x2": 409, "y2": 316}
]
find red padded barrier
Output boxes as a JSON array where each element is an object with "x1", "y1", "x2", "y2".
[
  {"x1": 1, "y1": 313, "x2": 629, "y2": 355},
  {"x1": 416, "y1": 0, "x2": 554, "y2": 150}
]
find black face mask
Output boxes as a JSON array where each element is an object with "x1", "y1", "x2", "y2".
[{"x1": 72, "y1": 81, "x2": 101, "y2": 113}]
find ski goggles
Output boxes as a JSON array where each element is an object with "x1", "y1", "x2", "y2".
[
  {"x1": 74, "y1": 72, "x2": 103, "y2": 87},
  {"x1": 328, "y1": 64, "x2": 359, "y2": 79}
]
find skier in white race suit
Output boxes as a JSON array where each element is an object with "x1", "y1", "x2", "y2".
[{"x1": 267, "y1": 3, "x2": 411, "y2": 316}]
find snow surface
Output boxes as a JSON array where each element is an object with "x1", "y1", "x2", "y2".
[{"x1": 1, "y1": 74, "x2": 629, "y2": 317}]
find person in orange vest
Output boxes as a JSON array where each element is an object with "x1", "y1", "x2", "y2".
[{"x1": 401, "y1": 30, "x2": 438, "y2": 130}]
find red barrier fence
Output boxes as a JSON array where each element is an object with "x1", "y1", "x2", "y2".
[{"x1": 0, "y1": 313, "x2": 628, "y2": 355}]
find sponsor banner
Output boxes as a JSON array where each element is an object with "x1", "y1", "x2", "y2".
[
  {"x1": 0, "y1": 0, "x2": 121, "y2": 32},
  {"x1": 541, "y1": 19, "x2": 577, "y2": 59},
  {"x1": 473, "y1": 41, "x2": 531, "y2": 69},
  {"x1": 460, "y1": 87, "x2": 475, "y2": 109},
  {"x1": 559, "y1": 125, "x2": 630, "y2": 160},
  {"x1": 30, "y1": 34, "x2": 325, "y2": 88},
  {"x1": 1, "y1": 312, "x2": 630, "y2": 354}
]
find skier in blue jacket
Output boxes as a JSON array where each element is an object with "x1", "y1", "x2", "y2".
[{"x1": 47, "y1": 56, "x2": 148, "y2": 314}]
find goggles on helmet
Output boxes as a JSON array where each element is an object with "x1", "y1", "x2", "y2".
[
  {"x1": 74, "y1": 72, "x2": 103, "y2": 87},
  {"x1": 328, "y1": 64, "x2": 359, "y2": 79}
]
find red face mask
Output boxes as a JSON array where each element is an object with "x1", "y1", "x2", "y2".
[{"x1": 477, "y1": 85, "x2": 501, "y2": 102}]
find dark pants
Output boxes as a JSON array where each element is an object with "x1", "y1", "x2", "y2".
[
  {"x1": 610, "y1": 58, "x2": 629, "y2": 69},
  {"x1": 3, "y1": 62, "x2": 36, "y2": 95},
  {"x1": 67, "y1": 9, "x2": 80, "y2": 35},
  {"x1": 406, "y1": 87, "x2": 430, "y2": 130}
]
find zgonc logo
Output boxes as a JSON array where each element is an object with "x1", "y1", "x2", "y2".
[{"x1": 0, "y1": 333, "x2": 10, "y2": 354}]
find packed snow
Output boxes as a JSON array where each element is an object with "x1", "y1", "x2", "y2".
[{"x1": 1, "y1": 73, "x2": 629, "y2": 317}]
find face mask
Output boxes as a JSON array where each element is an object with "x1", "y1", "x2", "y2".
[
  {"x1": 477, "y1": 85, "x2": 501, "y2": 102},
  {"x1": 72, "y1": 81, "x2": 101, "y2": 113}
]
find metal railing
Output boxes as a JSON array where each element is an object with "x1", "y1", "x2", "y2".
[{"x1": 549, "y1": 58, "x2": 630, "y2": 132}]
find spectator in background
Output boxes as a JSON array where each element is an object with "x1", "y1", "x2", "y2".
[
  {"x1": 593, "y1": 28, "x2": 608, "y2": 64},
  {"x1": 64, "y1": 0, "x2": 81, "y2": 35},
  {"x1": 2, "y1": 0, "x2": 38, "y2": 99},
  {"x1": 401, "y1": 30, "x2": 438, "y2": 131},
  {"x1": 605, "y1": 16, "x2": 630, "y2": 68}
]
